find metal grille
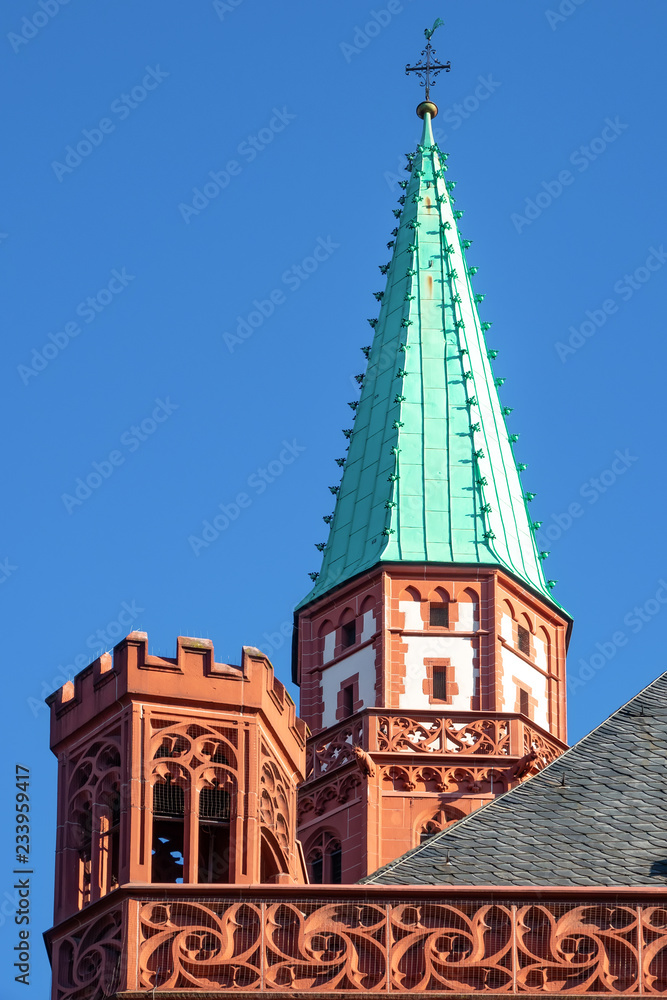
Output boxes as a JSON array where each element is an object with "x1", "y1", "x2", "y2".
[
  {"x1": 153, "y1": 780, "x2": 184, "y2": 817},
  {"x1": 199, "y1": 787, "x2": 231, "y2": 821},
  {"x1": 432, "y1": 666, "x2": 447, "y2": 700}
]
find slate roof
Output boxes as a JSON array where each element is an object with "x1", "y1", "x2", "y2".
[{"x1": 363, "y1": 671, "x2": 667, "y2": 887}]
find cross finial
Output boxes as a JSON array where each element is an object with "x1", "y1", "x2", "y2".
[{"x1": 405, "y1": 18, "x2": 451, "y2": 104}]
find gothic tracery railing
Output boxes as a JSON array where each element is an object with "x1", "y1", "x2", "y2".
[
  {"x1": 49, "y1": 888, "x2": 667, "y2": 996},
  {"x1": 133, "y1": 892, "x2": 667, "y2": 994},
  {"x1": 307, "y1": 718, "x2": 365, "y2": 779},
  {"x1": 376, "y1": 714, "x2": 512, "y2": 755},
  {"x1": 305, "y1": 711, "x2": 566, "y2": 781}
]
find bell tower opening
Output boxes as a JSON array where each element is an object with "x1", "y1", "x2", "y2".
[
  {"x1": 198, "y1": 784, "x2": 231, "y2": 883},
  {"x1": 151, "y1": 775, "x2": 185, "y2": 883}
]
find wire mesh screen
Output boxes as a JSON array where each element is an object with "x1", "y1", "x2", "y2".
[
  {"x1": 152, "y1": 780, "x2": 185, "y2": 817},
  {"x1": 136, "y1": 896, "x2": 667, "y2": 993},
  {"x1": 199, "y1": 787, "x2": 231, "y2": 821}
]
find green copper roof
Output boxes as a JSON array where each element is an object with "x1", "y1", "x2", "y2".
[{"x1": 298, "y1": 111, "x2": 557, "y2": 610}]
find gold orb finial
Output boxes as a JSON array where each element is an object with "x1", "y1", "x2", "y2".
[{"x1": 416, "y1": 100, "x2": 438, "y2": 119}]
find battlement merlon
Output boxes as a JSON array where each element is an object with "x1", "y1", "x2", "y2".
[{"x1": 45, "y1": 631, "x2": 307, "y2": 762}]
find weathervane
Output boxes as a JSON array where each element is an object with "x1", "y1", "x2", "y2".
[{"x1": 405, "y1": 18, "x2": 451, "y2": 103}]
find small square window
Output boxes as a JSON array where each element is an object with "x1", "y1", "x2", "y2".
[
  {"x1": 429, "y1": 603, "x2": 449, "y2": 627},
  {"x1": 432, "y1": 667, "x2": 448, "y2": 701},
  {"x1": 341, "y1": 620, "x2": 356, "y2": 647},
  {"x1": 517, "y1": 624, "x2": 530, "y2": 655},
  {"x1": 519, "y1": 688, "x2": 529, "y2": 717},
  {"x1": 342, "y1": 685, "x2": 354, "y2": 718}
]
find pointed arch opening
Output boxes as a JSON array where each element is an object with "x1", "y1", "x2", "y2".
[
  {"x1": 417, "y1": 804, "x2": 465, "y2": 845},
  {"x1": 428, "y1": 586, "x2": 450, "y2": 628},
  {"x1": 535, "y1": 625, "x2": 551, "y2": 670},
  {"x1": 318, "y1": 618, "x2": 333, "y2": 638},
  {"x1": 360, "y1": 595, "x2": 375, "y2": 615},
  {"x1": 415, "y1": 805, "x2": 465, "y2": 844},
  {"x1": 457, "y1": 587, "x2": 479, "y2": 631},
  {"x1": 260, "y1": 829, "x2": 289, "y2": 884},
  {"x1": 306, "y1": 831, "x2": 342, "y2": 885},
  {"x1": 338, "y1": 607, "x2": 357, "y2": 650}
]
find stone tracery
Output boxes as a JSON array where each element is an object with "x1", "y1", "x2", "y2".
[
  {"x1": 260, "y1": 751, "x2": 294, "y2": 876},
  {"x1": 131, "y1": 896, "x2": 667, "y2": 994},
  {"x1": 64, "y1": 733, "x2": 122, "y2": 910}
]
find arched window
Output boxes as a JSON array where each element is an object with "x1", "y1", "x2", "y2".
[
  {"x1": 148, "y1": 722, "x2": 239, "y2": 886},
  {"x1": 420, "y1": 821, "x2": 441, "y2": 844},
  {"x1": 67, "y1": 738, "x2": 122, "y2": 910},
  {"x1": 151, "y1": 775, "x2": 186, "y2": 883},
  {"x1": 360, "y1": 595, "x2": 375, "y2": 616},
  {"x1": 417, "y1": 806, "x2": 464, "y2": 845},
  {"x1": 306, "y1": 832, "x2": 342, "y2": 884},
  {"x1": 428, "y1": 587, "x2": 450, "y2": 627},
  {"x1": 339, "y1": 608, "x2": 357, "y2": 650}
]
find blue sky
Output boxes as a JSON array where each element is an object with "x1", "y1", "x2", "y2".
[{"x1": 2, "y1": 0, "x2": 667, "y2": 993}]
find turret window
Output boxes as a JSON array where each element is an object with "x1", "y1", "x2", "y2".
[
  {"x1": 518, "y1": 625, "x2": 530, "y2": 655},
  {"x1": 336, "y1": 674, "x2": 360, "y2": 721},
  {"x1": 519, "y1": 688, "x2": 530, "y2": 717},
  {"x1": 429, "y1": 603, "x2": 449, "y2": 627},
  {"x1": 432, "y1": 666, "x2": 448, "y2": 701},
  {"x1": 420, "y1": 821, "x2": 440, "y2": 844},
  {"x1": 425, "y1": 659, "x2": 457, "y2": 705},
  {"x1": 342, "y1": 620, "x2": 356, "y2": 648},
  {"x1": 306, "y1": 832, "x2": 343, "y2": 884},
  {"x1": 198, "y1": 785, "x2": 231, "y2": 884},
  {"x1": 151, "y1": 776, "x2": 185, "y2": 883}
]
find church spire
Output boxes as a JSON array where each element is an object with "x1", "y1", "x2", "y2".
[{"x1": 300, "y1": 34, "x2": 557, "y2": 611}]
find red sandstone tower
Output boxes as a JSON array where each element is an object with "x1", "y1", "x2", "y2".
[
  {"x1": 45, "y1": 633, "x2": 306, "y2": 995},
  {"x1": 295, "y1": 565, "x2": 569, "y2": 883},
  {"x1": 294, "y1": 104, "x2": 571, "y2": 882}
]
